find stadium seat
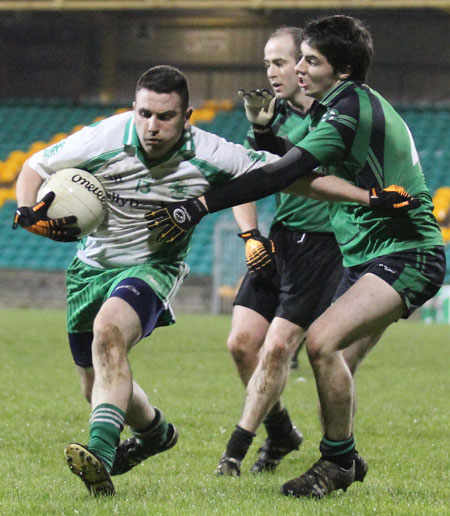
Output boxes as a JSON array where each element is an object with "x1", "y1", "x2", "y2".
[
  {"x1": 0, "y1": 100, "x2": 125, "y2": 160},
  {"x1": 1, "y1": 102, "x2": 450, "y2": 282}
]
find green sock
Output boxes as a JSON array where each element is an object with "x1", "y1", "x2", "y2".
[
  {"x1": 132, "y1": 407, "x2": 169, "y2": 450},
  {"x1": 319, "y1": 434, "x2": 356, "y2": 469},
  {"x1": 88, "y1": 403, "x2": 125, "y2": 472}
]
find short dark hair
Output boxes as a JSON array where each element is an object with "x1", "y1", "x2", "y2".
[
  {"x1": 268, "y1": 26, "x2": 303, "y2": 59},
  {"x1": 136, "y1": 65, "x2": 189, "y2": 112},
  {"x1": 302, "y1": 15, "x2": 373, "y2": 83}
]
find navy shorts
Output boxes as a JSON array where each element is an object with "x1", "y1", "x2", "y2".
[
  {"x1": 234, "y1": 224, "x2": 344, "y2": 328},
  {"x1": 333, "y1": 246, "x2": 446, "y2": 318},
  {"x1": 69, "y1": 277, "x2": 164, "y2": 368}
]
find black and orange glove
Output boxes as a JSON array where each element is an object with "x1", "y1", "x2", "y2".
[
  {"x1": 145, "y1": 198, "x2": 208, "y2": 243},
  {"x1": 369, "y1": 185, "x2": 421, "y2": 213},
  {"x1": 12, "y1": 191, "x2": 80, "y2": 242},
  {"x1": 238, "y1": 229, "x2": 275, "y2": 276}
]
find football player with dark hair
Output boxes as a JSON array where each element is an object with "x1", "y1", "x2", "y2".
[
  {"x1": 13, "y1": 65, "x2": 282, "y2": 496},
  {"x1": 146, "y1": 16, "x2": 445, "y2": 498}
]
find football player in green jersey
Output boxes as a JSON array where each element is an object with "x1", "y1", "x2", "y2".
[
  {"x1": 146, "y1": 16, "x2": 445, "y2": 499},
  {"x1": 217, "y1": 27, "x2": 346, "y2": 478}
]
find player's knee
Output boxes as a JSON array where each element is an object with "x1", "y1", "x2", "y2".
[
  {"x1": 305, "y1": 324, "x2": 330, "y2": 364},
  {"x1": 262, "y1": 336, "x2": 291, "y2": 365},
  {"x1": 92, "y1": 322, "x2": 127, "y2": 368},
  {"x1": 227, "y1": 330, "x2": 255, "y2": 364}
]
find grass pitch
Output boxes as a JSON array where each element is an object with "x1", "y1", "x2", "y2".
[{"x1": 0, "y1": 309, "x2": 449, "y2": 515}]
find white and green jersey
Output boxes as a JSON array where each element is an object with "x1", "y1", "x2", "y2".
[{"x1": 29, "y1": 110, "x2": 278, "y2": 270}]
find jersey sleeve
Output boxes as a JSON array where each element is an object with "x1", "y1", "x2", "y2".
[
  {"x1": 27, "y1": 117, "x2": 125, "y2": 179},
  {"x1": 297, "y1": 95, "x2": 359, "y2": 165},
  {"x1": 193, "y1": 129, "x2": 280, "y2": 188}
]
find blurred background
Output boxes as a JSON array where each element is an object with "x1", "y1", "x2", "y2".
[{"x1": 1, "y1": 1, "x2": 449, "y2": 318}]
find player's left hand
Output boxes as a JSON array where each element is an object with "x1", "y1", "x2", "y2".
[
  {"x1": 238, "y1": 229, "x2": 276, "y2": 276},
  {"x1": 237, "y1": 88, "x2": 276, "y2": 129},
  {"x1": 145, "y1": 198, "x2": 208, "y2": 242},
  {"x1": 12, "y1": 191, "x2": 80, "y2": 242},
  {"x1": 369, "y1": 185, "x2": 420, "y2": 212}
]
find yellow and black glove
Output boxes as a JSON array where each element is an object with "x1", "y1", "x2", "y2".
[
  {"x1": 369, "y1": 185, "x2": 420, "y2": 213},
  {"x1": 145, "y1": 198, "x2": 208, "y2": 243},
  {"x1": 12, "y1": 191, "x2": 80, "y2": 242},
  {"x1": 238, "y1": 229, "x2": 275, "y2": 276}
]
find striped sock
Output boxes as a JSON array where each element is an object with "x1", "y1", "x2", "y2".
[
  {"x1": 88, "y1": 403, "x2": 125, "y2": 472},
  {"x1": 319, "y1": 434, "x2": 356, "y2": 469}
]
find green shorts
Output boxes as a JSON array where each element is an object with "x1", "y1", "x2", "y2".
[
  {"x1": 333, "y1": 246, "x2": 446, "y2": 318},
  {"x1": 66, "y1": 256, "x2": 189, "y2": 333}
]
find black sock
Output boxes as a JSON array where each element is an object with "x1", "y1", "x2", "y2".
[
  {"x1": 319, "y1": 434, "x2": 356, "y2": 470},
  {"x1": 263, "y1": 408, "x2": 293, "y2": 440},
  {"x1": 132, "y1": 407, "x2": 169, "y2": 449},
  {"x1": 225, "y1": 425, "x2": 255, "y2": 461},
  {"x1": 134, "y1": 407, "x2": 162, "y2": 434}
]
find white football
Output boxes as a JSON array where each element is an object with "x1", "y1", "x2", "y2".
[{"x1": 38, "y1": 168, "x2": 107, "y2": 238}]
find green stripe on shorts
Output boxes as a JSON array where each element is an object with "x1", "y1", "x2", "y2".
[{"x1": 66, "y1": 256, "x2": 189, "y2": 333}]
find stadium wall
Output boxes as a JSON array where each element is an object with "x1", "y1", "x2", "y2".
[
  {"x1": 0, "y1": 8, "x2": 449, "y2": 104},
  {"x1": 0, "y1": 269, "x2": 212, "y2": 312}
]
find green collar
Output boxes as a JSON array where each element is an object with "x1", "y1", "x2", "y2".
[{"x1": 320, "y1": 80, "x2": 355, "y2": 108}]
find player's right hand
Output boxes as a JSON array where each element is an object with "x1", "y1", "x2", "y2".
[
  {"x1": 237, "y1": 88, "x2": 276, "y2": 128},
  {"x1": 12, "y1": 191, "x2": 80, "y2": 242},
  {"x1": 369, "y1": 185, "x2": 421, "y2": 213},
  {"x1": 238, "y1": 229, "x2": 275, "y2": 276}
]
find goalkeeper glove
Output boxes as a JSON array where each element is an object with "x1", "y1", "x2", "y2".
[
  {"x1": 145, "y1": 198, "x2": 208, "y2": 243},
  {"x1": 369, "y1": 185, "x2": 420, "y2": 212},
  {"x1": 238, "y1": 229, "x2": 275, "y2": 276},
  {"x1": 237, "y1": 88, "x2": 276, "y2": 130},
  {"x1": 12, "y1": 191, "x2": 80, "y2": 242}
]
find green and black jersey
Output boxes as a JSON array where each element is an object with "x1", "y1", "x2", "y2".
[
  {"x1": 246, "y1": 99, "x2": 332, "y2": 233},
  {"x1": 295, "y1": 81, "x2": 443, "y2": 266}
]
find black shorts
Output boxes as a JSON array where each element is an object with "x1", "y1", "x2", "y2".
[
  {"x1": 234, "y1": 224, "x2": 343, "y2": 328},
  {"x1": 333, "y1": 246, "x2": 446, "y2": 318}
]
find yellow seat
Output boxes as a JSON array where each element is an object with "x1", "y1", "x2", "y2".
[
  {"x1": 70, "y1": 125, "x2": 85, "y2": 134},
  {"x1": 441, "y1": 227, "x2": 450, "y2": 243},
  {"x1": 49, "y1": 133, "x2": 68, "y2": 143},
  {"x1": 7, "y1": 150, "x2": 27, "y2": 164},
  {"x1": 433, "y1": 187, "x2": 450, "y2": 223},
  {"x1": 190, "y1": 108, "x2": 216, "y2": 125},
  {"x1": 0, "y1": 162, "x2": 20, "y2": 183},
  {"x1": 0, "y1": 188, "x2": 16, "y2": 207},
  {"x1": 203, "y1": 99, "x2": 233, "y2": 111},
  {"x1": 29, "y1": 141, "x2": 47, "y2": 153}
]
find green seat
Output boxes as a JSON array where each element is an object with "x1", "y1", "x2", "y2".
[{"x1": 2, "y1": 104, "x2": 450, "y2": 280}]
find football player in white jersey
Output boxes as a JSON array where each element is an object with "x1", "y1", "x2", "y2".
[{"x1": 13, "y1": 65, "x2": 282, "y2": 496}]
